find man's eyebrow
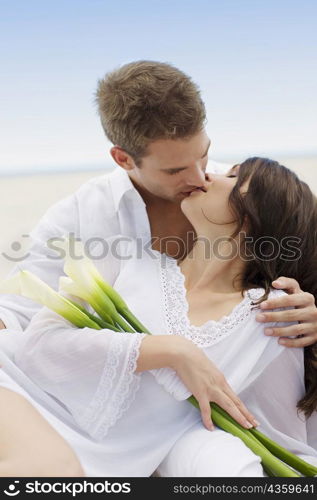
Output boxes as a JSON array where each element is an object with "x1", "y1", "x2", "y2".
[
  {"x1": 162, "y1": 140, "x2": 211, "y2": 171},
  {"x1": 202, "y1": 140, "x2": 211, "y2": 158}
]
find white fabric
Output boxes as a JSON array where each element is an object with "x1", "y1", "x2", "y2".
[
  {"x1": 15, "y1": 309, "x2": 147, "y2": 442},
  {"x1": 307, "y1": 413, "x2": 317, "y2": 450},
  {"x1": 156, "y1": 423, "x2": 264, "y2": 477},
  {"x1": 0, "y1": 241, "x2": 315, "y2": 477}
]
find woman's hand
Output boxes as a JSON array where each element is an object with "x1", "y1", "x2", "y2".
[{"x1": 171, "y1": 337, "x2": 259, "y2": 431}]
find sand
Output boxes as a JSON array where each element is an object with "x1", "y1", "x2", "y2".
[{"x1": 1, "y1": 157, "x2": 317, "y2": 281}]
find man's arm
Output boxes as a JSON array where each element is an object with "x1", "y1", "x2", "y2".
[{"x1": 0, "y1": 191, "x2": 79, "y2": 331}]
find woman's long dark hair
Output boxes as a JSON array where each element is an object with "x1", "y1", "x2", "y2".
[{"x1": 228, "y1": 157, "x2": 317, "y2": 417}]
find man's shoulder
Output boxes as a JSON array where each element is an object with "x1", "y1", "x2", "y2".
[
  {"x1": 77, "y1": 168, "x2": 117, "y2": 190},
  {"x1": 73, "y1": 167, "x2": 124, "y2": 200},
  {"x1": 40, "y1": 168, "x2": 120, "y2": 222}
]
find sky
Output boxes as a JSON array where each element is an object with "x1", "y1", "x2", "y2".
[{"x1": 1, "y1": 0, "x2": 316, "y2": 174}]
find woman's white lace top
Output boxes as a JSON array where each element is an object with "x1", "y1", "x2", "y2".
[{"x1": 159, "y1": 252, "x2": 265, "y2": 347}]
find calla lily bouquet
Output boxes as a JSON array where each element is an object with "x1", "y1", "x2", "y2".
[{"x1": 0, "y1": 238, "x2": 316, "y2": 478}]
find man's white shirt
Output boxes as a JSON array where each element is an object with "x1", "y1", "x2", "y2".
[{"x1": 0, "y1": 160, "x2": 231, "y2": 331}]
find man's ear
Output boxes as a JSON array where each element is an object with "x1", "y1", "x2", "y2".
[{"x1": 110, "y1": 146, "x2": 136, "y2": 171}]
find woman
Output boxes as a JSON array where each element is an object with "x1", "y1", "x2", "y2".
[{"x1": 0, "y1": 157, "x2": 316, "y2": 476}]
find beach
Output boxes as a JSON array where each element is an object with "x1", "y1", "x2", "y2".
[{"x1": 1, "y1": 156, "x2": 317, "y2": 281}]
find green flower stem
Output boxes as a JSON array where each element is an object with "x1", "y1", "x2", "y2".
[
  {"x1": 94, "y1": 276, "x2": 152, "y2": 333},
  {"x1": 187, "y1": 397, "x2": 300, "y2": 477},
  {"x1": 67, "y1": 299, "x2": 121, "y2": 330},
  {"x1": 120, "y1": 308, "x2": 151, "y2": 334},
  {"x1": 60, "y1": 310, "x2": 102, "y2": 329},
  {"x1": 112, "y1": 312, "x2": 136, "y2": 333},
  {"x1": 250, "y1": 427, "x2": 317, "y2": 477},
  {"x1": 88, "y1": 300, "x2": 115, "y2": 326},
  {"x1": 262, "y1": 464, "x2": 277, "y2": 477},
  {"x1": 214, "y1": 402, "x2": 316, "y2": 476}
]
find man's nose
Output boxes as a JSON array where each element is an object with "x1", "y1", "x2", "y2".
[{"x1": 185, "y1": 166, "x2": 207, "y2": 187}]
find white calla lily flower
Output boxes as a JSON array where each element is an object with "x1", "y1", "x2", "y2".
[
  {"x1": 58, "y1": 237, "x2": 149, "y2": 333},
  {"x1": 57, "y1": 237, "x2": 136, "y2": 331},
  {"x1": 0, "y1": 271, "x2": 100, "y2": 329}
]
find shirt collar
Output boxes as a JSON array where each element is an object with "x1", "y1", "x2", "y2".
[{"x1": 110, "y1": 166, "x2": 145, "y2": 211}]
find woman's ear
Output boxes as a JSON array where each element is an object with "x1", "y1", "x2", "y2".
[{"x1": 110, "y1": 146, "x2": 136, "y2": 171}]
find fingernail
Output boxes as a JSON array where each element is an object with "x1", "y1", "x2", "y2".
[
  {"x1": 273, "y1": 280, "x2": 283, "y2": 286},
  {"x1": 260, "y1": 302, "x2": 268, "y2": 309},
  {"x1": 265, "y1": 328, "x2": 273, "y2": 336},
  {"x1": 253, "y1": 419, "x2": 260, "y2": 426},
  {"x1": 279, "y1": 339, "x2": 286, "y2": 345},
  {"x1": 245, "y1": 421, "x2": 253, "y2": 429},
  {"x1": 256, "y1": 313, "x2": 266, "y2": 322}
]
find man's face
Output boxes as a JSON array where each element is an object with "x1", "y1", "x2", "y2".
[{"x1": 129, "y1": 130, "x2": 211, "y2": 203}]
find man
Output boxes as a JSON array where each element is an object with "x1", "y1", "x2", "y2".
[{"x1": 1, "y1": 60, "x2": 316, "y2": 346}]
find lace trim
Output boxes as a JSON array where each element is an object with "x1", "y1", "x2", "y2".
[
  {"x1": 76, "y1": 331, "x2": 147, "y2": 441},
  {"x1": 160, "y1": 253, "x2": 266, "y2": 348}
]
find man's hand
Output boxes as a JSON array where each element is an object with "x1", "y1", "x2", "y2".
[
  {"x1": 0, "y1": 320, "x2": 6, "y2": 330},
  {"x1": 255, "y1": 277, "x2": 317, "y2": 347}
]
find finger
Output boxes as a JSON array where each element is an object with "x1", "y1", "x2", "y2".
[
  {"x1": 224, "y1": 385, "x2": 260, "y2": 426},
  {"x1": 278, "y1": 335, "x2": 316, "y2": 348},
  {"x1": 256, "y1": 309, "x2": 311, "y2": 324},
  {"x1": 259, "y1": 293, "x2": 315, "y2": 311},
  {"x1": 199, "y1": 398, "x2": 214, "y2": 431},
  {"x1": 264, "y1": 323, "x2": 314, "y2": 338},
  {"x1": 272, "y1": 277, "x2": 301, "y2": 294},
  {"x1": 213, "y1": 393, "x2": 254, "y2": 429},
  {"x1": 223, "y1": 387, "x2": 259, "y2": 427}
]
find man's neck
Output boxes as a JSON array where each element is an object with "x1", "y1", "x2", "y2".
[
  {"x1": 127, "y1": 172, "x2": 196, "y2": 259},
  {"x1": 128, "y1": 173, "x2": 179, "y2": 209}
]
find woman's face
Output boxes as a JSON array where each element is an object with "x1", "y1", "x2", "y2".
[{"x1": 180, "y1": 165, "x2": 247, "y2": 233}]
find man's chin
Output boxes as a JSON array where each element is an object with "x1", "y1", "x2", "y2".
[
  {"x1": 178, "y1": 191, "x2": 191, "y2": 200},
  {"x1": 159, "y1": 192, "x2": 186, "y2": 203},
  {"x1": 157, "y1": 191, "x2": 190, "y2": 204}
]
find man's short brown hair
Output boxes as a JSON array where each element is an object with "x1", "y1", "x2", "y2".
[{"x1": 95, "y1": 60, "x2": 206, "y2": 164}]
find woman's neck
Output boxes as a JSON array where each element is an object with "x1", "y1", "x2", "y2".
[{"x1": 179, "y1": 236, "x2": 246, "y2": 294}]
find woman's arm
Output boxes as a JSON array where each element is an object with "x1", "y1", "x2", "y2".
[
  {"x1": 140, "y1": 334, "x2": 258, "y2": 431},
  {"x1": 14, "y1": 308, "x2": 257, "y2": 440}
]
